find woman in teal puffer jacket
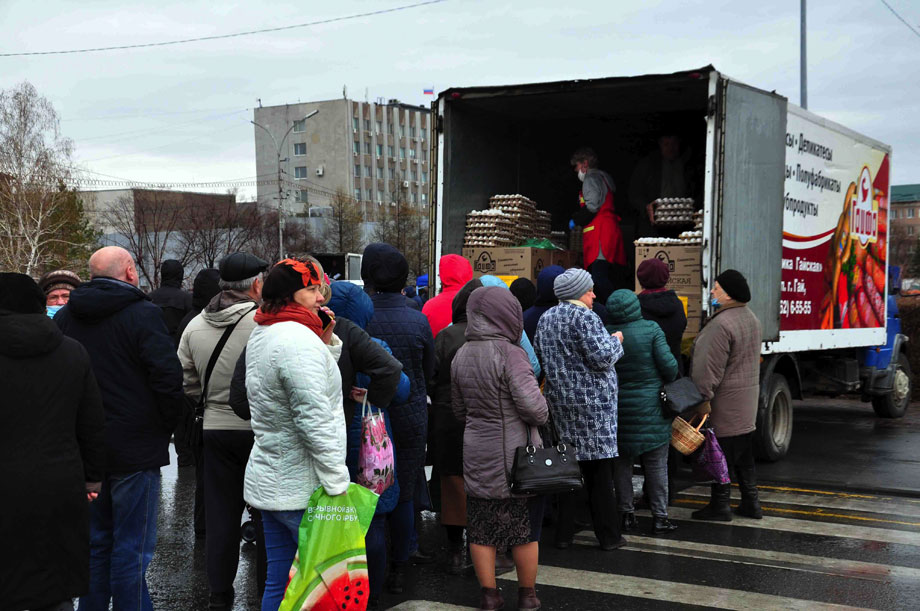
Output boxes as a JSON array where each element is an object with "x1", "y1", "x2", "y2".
[{"x1": 605, "y1": 289, "x2": 679, "y2": 535}]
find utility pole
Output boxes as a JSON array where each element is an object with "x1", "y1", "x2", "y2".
[
  {"x1": 252, "y1": 109, "x2": 319, "y2": 261},
  {"x1": 800, "y1": 0, "x2": 807, "y2": 109}
]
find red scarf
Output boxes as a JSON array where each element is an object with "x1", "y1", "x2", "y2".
[{"x1": 254, "y1": 303, "x2": 323, "y2": 338}]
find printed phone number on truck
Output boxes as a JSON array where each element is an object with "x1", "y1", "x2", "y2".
[{"x1": 780, "y1": 299, "x2": 812, "y2": 316}]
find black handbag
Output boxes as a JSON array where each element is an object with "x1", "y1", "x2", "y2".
[
  {"x1": 659, "y1": 376, "x2": 706, "y2": 419},
  {"x1": 181, "y1": 305, "x2": 256, "y2": 455},
  {"x1": 508, "y1": 407, "x2": 584, "y2": 496}
]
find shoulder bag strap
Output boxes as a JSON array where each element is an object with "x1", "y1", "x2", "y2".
[{"x1": 200, "y1": 304, "x2": 257, "y2": 407}]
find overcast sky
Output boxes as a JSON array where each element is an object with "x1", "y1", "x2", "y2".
[{"x1": 2, "y1": 0, "x2": 918, "y2": 200}]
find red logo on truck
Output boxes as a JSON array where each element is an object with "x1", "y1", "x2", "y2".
[{"x1": 849, "y1": 166, "x2": 878, "y2": 246}]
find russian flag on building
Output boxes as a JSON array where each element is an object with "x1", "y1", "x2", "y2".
[{"x1": 423, "y1": 87, "x2": 434, "y2": 95}]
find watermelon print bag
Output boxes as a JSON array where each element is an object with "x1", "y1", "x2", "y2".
[
  {"x1": 356, "y1": 393, "x2": 396, "y2": 495},
  {"x1": 280, "y1": 484, "x2": 379, "y2": 611}
]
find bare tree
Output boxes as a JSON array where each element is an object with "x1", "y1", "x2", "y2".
[
  {"x1": 247, "y1": 204, "x2": 317, "y2": 265},
  {"x1": 322, "y1": 188, "x2": 365, "y2": 253},
  {"x1": 0, "y1": 82, "x2": 96, "y2": 275},
  {"x1": 176, "y1": 194, "x2": 261, "y2": 269},
  {"x1": 103, "y1": 190, "x2": 192, "y2": 289},
  {"x1": 372, "y1": 192, "x2": 430, "y2": 279}
]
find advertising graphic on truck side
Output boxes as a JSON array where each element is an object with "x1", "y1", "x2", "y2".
[{"x1": 780, "y1": 107, "x2": 890, "y2": 338}]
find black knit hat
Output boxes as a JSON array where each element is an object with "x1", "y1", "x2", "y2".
[
  {"x1": 715, "y1": 269, "x2": 751, "y2": 303},
  {"x1": 0, "y1": 273, "x2": 46, "y2": 314}
]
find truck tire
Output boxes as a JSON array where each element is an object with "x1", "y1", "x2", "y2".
[
  {"x1": 755, "y1": 374, "x2": 793, "y2": 462},
  {"x1": 872, "y1": 352, "x2": 911, "y2": 418}
]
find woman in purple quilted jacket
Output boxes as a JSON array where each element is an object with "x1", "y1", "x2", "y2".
[{"x1": 451, "y1": 286, "x2": 548, "y2": 611}]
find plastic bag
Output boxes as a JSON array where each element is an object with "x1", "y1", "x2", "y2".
[
  {"x1": 280, "y1": 483, "x2": 379, "y2": 611},
  {"x1": 356, "y1": 394, "x2": 395, "y2": 495},
  {"x1": 690, "y1": 429, "x2": 731, "y2": 484}
]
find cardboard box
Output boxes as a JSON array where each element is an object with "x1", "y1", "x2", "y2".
[
  {"x1": 462, "y1": 247, "x2": 566, "y2": 283},
  {"x1": 678, "y1": 291, "x2": 703, "y2": 336},
  {"x1": 634, "y1": 244, "x2": 702, "y2": 294}
]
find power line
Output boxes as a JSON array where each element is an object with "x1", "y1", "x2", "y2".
[
  {"x1": 76, "y1": 109, "x2": 249, "y2": 143},
  {"x1": 879, "y1": 0, "x2": 920, "y2": 40},
  {"x1": 0, "y1": 0, "x2": 448, "y2": 57}
]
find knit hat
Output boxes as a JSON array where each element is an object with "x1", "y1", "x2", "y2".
[
  {"x1": 262, "y1": 258, "x2": 322, "y2": 301},
  {"x1": 553, "y1": 268, "x2": 593, "y2": 301},
  {"x1": 509, "y1": 278, "x2": 537, "y2": 311},
  {"x1": 38, "y1": 269, "x2": 82, "y2": 296},
  {"x1": 715, "y1": 269, "x2": 751, "y2": 303},
  {"x1": 361, "y1": 243, "x2": 409, "y2": 293},
  {"x1": 0, "y1": 273, "x2": 46, "y2": 314},
  {"x1": 636, "y1": 258, "x2": 669, "y2": 289}
]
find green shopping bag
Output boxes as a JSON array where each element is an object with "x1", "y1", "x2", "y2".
[{"x1": 280, "y1": 483, "x2": 379, "y2": 611}]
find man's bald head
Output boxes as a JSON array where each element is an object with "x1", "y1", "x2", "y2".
[{"x1": 89, "y1": 246, "x2": 139, "y2": 286}]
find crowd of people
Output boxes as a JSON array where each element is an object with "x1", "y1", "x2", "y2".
[{"x1": 1, "y1": 235, "x2": 763, "y2": 611}]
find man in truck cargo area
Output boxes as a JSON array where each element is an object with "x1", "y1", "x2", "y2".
[
  {"x1": 570, "y1": 147, "x2": 627, "y2": 304},
  {"x1": 628, "y1": 127, "x2": 696, "y2": 237}
]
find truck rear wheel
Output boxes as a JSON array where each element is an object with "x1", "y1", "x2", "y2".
[
  {"x1": 872, "y1": 352, "x2": 911, "y2": 418},
  {"x1": 755, "y1": 374, "x2": 793, "y2": 461}
]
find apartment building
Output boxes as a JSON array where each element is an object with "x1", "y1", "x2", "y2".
[
  {"x1": 253, "y1": 98, "x2": 432, "y2": 216},
  {"x1": 889, "y1": 184, "x2": 920, "y2": 269}
]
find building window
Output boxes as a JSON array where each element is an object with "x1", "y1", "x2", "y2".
[
  {"x1": 376, "y1": 144, "x2": 383, "y2": 156},
  {"x1": 399, "y1": 147, "x2": 406, "y2": 159},
  {"x1": 411, "y1": 192, "x2": 418, "y2": 204},
  {"x1": 364, "y1": 119, "x2": 371, "y2": 131},
  {"x1": 293, "y1": 143, "x2": 306, "y2": 156},
  {"x1": 294, "y1": 166, "x2": 307, "y2": 179},
  {"x1": 399, "y1": 125, "x2": 406, "y2": 137},
  {"x1": 353, "y1": 117, "x2": 359, "y2": 130},
  {"x1": 387, "y1": 145, "x2": 395, "y2": 157},
  {"x1": 293, "y1": 119, "x2": 306, "y2": 133},
  {"x1": 400, "y1": 169, "x2": 407, "y2": 180},
  {"x1": 421, "y1": 173, "x2": 427, "y2": 184},
  {"x1": 353, "y1": 141, "x2": 360, "y2": 154},
  {"x1": 910, "y1": 226, "x2": 915, "y2": 236},
  {"x1": 410, "y1": 126, "x2": 416, "y2": 138},
  {"x1": 909, "y1": 208, "x2": 915, "y2": 219},
  {"x1": 366, "y1": 189, "x2": 373, "y2": 200},
  {"x1": 354, "y1": 164, "x2": 361, "y2": 177},
  {"x1": 362, "y1": 142, "x2": 370, "y2": 154},
  {"x1": 365, "y1": 165, "x2": 372, "y2": 177},
  {"x1": 410, "y1": 169, "x2": 417, "y2": 180},
  {"x1": 376, "y1": 120, "x2": 382, "y2": 133},
  {"x1": 892, "y1": 209, "x2": 898, "y2": 219},
  {"x1": 421, "y1": 193, "x2": 427, "y2": 204},
  {"x1": 354, "y1": 188, "x2": 361, "y2": 200},
  {"x1": 388, "y1": 168, "x2": 395, "y2": 180},
  {"x1": 409, "y1": 148, "x2": 416, "y2": 158},
  {"x1": 377, "y1": 167, "x2": 385, "y2": 179},
  {"x1": 296, "y1": 190, "x2": 308, "y2": 204},
  {"x1": 421, "y1": 128, "x2": 426, "y2": 141},
  {"x1": 387, "y1": 122, "x2": 394, "y2": 134}
]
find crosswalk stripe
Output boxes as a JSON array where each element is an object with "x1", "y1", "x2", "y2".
[
  {"x1": 572, "y1": 533, "x2": 920, "y2": 582},
  {"x1": 496, "y1": 565, "x2": 871, "y2": 610},
  {"x1": 668, "y1": 506, "x2": 920, "y2": 546},
  {"x1": 680, "y1": 484, "x2": 920, "y2": 519},
  {"x1": 389, "y1": 602, "x2": 471, "y2": 611}
]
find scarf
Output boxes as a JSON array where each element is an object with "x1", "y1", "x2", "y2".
[
  {"x1": 565, "y1": 299, "x2": 590, "y2": 309},
  {"x1": 254, "y1": 302, "x2": 323, "y2": 338},
  {"x1": 640, "y1": 287, "x2": 668, "y2": 295}
]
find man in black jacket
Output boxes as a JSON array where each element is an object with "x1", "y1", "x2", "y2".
[
  {"x1": 148, "y1": 259, "x2": 193, "y2": 345},
  {"x1": 56, "y1": 245, "x2": 183, "y2": 611}
]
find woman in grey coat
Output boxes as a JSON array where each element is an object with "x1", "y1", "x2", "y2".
[{"x1": 452, "y1": 286, "x2": 548, "y2": 611}]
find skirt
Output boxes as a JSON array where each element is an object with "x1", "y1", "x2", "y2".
[{"x1": 467, "y1": 496, "x2": 544, "y2": 549}]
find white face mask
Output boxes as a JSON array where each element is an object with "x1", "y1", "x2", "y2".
[{"x1": 577, "y1": 170, "x2": 586, "y2": 182}]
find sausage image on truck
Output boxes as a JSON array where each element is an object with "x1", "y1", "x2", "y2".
[{"x1": 427, "y1": 66, "x2": 910, "y2": 460}]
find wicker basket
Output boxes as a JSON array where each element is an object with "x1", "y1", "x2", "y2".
[{"x1": 671, "y1": 413, "x2": 708, "y2": 455}]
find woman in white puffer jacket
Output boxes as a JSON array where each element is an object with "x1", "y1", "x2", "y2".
[{"x1": 243, "y1": 257, "x2": 350, "y2": 611}]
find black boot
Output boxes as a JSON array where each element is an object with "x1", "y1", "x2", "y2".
[
  {"x1": 386, "y1": 562, "x2": 407, "y2": 594},
  {"x1": 651, "y1": 517, "x2": 679, "y2": 534},
  {"x1": 620, "y1": 512, "x2": 638, "y2": 533},
  {"x1": 447, "y1": 541, "x2": 466, "y2": 575},
  {"x1": 734, "y1": 465, "x2": 763, "y2": 519},
  {"x1": 691, "y1": 484, "x2": 732, "y2": 521}
]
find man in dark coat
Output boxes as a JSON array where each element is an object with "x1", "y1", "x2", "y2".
[
  {"x1": 176, "y1": 268, "x2": 222, "y2": 341},
  {"x1": 431, "y1": 278, "x2": 482, "y2": 573},
  {"x1": 361, "y1": 242, "x2": 435, "y2": 593},
  {"x1": 55, "y1": 246, "x2": 184, "y2": 611},
  {"x1": 636, "y1": 258, "x2": 688, "y2": 375},
  {"x1": 148, "y1": 259, "x2": 193, "y2": 345},
  {"x1": 522, "y1": 265, "x2": 565, "y2": 344},
  {"x1": 0, "y1": 274, "x2": 105, "y2": 611}
]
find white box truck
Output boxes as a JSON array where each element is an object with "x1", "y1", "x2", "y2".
[{"x1": 428, "y1": 66, "x2": 910, "y2": 460}]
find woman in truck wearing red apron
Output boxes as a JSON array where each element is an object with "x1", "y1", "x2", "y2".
[{"x1": 570, "y1": 147, "x2": 626, "y2": 305}]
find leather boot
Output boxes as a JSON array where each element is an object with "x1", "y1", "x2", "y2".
[
  {"x1": 734, "y1": 465, "x2": 763, "y2": 519},
  {"x1": 691, "y1": 484, "x2": 732, "y2": 521},
  {"x1": 651, "y1": 517, "x2": 679, "y2": 534},
  {"x1": 517, "y1": 586, "x2": 541, "y2": 610},
  {"x1": 478, "y1": 586, "x2": 505, "y2": 610},
  {"x1": 620, "y1": 512, "x2": 638, "y2": 533}
]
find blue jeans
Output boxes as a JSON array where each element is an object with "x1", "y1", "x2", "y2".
[
  {"x1": 613, "y1": 442, "x2": 670, "y2": 518},
  {"x1": 261, "y1": 509, "x2": 304, "y2": 611},
  {"x1": 78, "y1": 469, "x2": 160, "y2": 611}
]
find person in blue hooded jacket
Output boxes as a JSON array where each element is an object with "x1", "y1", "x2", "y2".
[{"x1": 329, "y1": 281, "x2": 410, "y2": 609}]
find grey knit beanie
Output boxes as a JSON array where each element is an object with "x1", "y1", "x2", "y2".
[{"x1": 553, "y1": 268, "x2": 593, "y2": 300}]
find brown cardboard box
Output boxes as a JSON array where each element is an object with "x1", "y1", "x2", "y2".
[
  {"x1": 634, "y1": 244, "x2": 702, "y2": 294},
  {"x1": 462, "y1": 247, "x2": 567, "y2": 283},
  {"x1": 678, "y1": 291, "x2": 703, "y2": 336}
]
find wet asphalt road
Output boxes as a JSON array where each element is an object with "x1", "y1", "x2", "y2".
[{"x1": 147, "y1": 398, "x2": 920, "y2": 610}]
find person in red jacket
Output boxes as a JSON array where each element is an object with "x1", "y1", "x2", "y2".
[{"x1": 422, "y1": 254, "x2": 473, "y2": 337}]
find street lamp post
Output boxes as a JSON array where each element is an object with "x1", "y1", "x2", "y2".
[{"x1": 252, "y1": 109, "x2": 319, "y2": 261}]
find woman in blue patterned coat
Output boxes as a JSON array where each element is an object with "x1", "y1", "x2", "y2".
[{"x1": 534, "y1": 268, "x2": 627, "y2": 550}]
